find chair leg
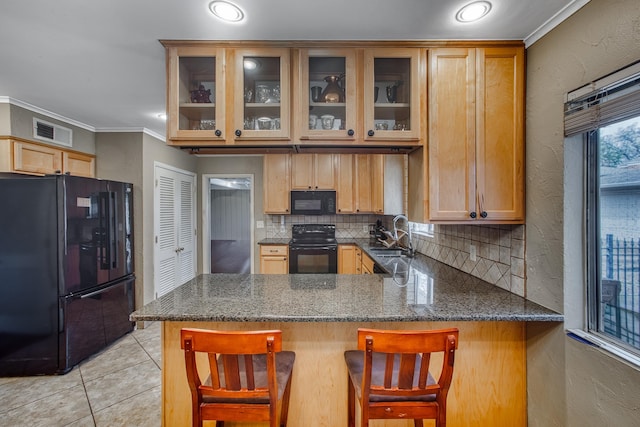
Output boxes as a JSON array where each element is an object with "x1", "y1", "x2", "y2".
[
  {"x1": 347, "y1": 377, "x2": 356, "y2": 427},
  {"x1": 414, "y1": 420, "x2": 424, "y2": 427},
  {"x1": 215, "y1": 421, "x2": 224, "y2": 427},
  {"x1": 280, "y1": 374, "x2": 293, "y2": 427}
]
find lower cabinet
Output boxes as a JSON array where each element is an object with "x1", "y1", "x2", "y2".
[
  {"x1": 260, "y1": 245, "x2": 289, "y2": 274},
  {"x1": 338, "y1": 244, "x2": 375, "y2": 274}
]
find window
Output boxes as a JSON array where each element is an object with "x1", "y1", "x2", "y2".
[
  {"x1": 410, "y1": 221, "x2": 433, "y2": 237},
  {"x1": 565, "y1": 61, "x2": 640, "y2": 359}
]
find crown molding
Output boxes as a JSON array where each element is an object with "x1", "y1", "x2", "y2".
[{"x1": 524, "y1": 0, "x2": 591, "y2": 47}]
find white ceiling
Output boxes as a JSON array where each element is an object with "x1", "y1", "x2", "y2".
[{"x1": 0, "y1": 0, "x2": 589, "y2": 140}]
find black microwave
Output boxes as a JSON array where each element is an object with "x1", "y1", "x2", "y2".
[{"x1": 290, "y1": 190, "x2": 336, "y2": 215}]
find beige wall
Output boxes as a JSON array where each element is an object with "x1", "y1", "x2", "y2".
[
  {"x1": 9, "y1": 104, "x2": 96, "y2": 154},
  {"x1": 526, "y1": 0, "x2": 640, "y2": 425},
  {"x1": 0, "y1": 104, "x2": 10, "y2": 134}
]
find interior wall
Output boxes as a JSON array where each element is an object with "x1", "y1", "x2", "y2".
[
  {"x1": 9, "y1": 104, "x2": 96, "y2": 154},
  {"x1": 0, "y1": 103, "x2": 10, "y2": 134},
  {"x1": 525, "y1": 0, "x2": 640, "y2": 425}
]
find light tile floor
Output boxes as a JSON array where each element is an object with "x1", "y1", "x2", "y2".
[{"x1": 0, "y1": 322, "x2": 161, "y2": 427}]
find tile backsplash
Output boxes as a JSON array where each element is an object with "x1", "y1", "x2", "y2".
[{"x1": 266, "y1": 215, "x2": 526, "y2": 297}]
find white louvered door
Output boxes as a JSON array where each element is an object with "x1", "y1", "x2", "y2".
[{"x1": 154, "y1": 164, "x2": 196, "y2": 298}]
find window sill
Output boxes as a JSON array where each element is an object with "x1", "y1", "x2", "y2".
[{"x1": 567, "y1": 328, "x2": 640, "y2": 369}]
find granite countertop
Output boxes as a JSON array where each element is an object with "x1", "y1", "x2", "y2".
[
  {"x1": 131, "y1": 241, "x2": 563, "y2": 322},
  {"x1": 258, "y1": 238, "x2": 290, "y2": 245}
]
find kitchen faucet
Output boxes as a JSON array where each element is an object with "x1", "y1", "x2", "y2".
[{"x1": 392, "y1": 214, "x2": 414, "y2": 257}]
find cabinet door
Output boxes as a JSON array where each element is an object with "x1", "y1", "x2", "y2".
[
  {"x1": 296, "y1": 48, "x2": 357, "y2": 140},
  {"x1": 336, "y1": 154, "x2": 355, "y2": 214},
  {"x1": 476, "y1": 47, "x2": 525, "y2": 222},
  {"x1": 63, "y1": 151, "x2": 95, "y2": 177},
  {"x1": 260, "y1": 256, "x2": 288, "y2": 274},
  {"x1": 291, "y1": 154, "x2": 315, "y2": 190},
  {"x1": 314, "y1": 154, "x2": 336, "y2": 190},
  {"x1": 364, "y1": 48, "x2": 421, "y2": 141},
  {"x1": 370, "y1": 154, "x2": 385, "y2": 214},
  {"x1": 166, "y1": 46, "x2": 225, "y2": 143},
  {"x1": 428, "y1": 48, "x2": 476, "y2": 221},
  {"x1": 263, "y1": 154, "x2": 290, "y2": 214},
  {"x1": 355, "y1": 154, "x2": 373, "y2": 213},
  {"x1": 233, "y1": 48, "x2": 290, "y2": 141},
  {"x1": 338, "y1": 245, "x2": 357, "y2": 274},
  {"x1": 13, "y1": 141, "x2": 62, "y2": 175}
]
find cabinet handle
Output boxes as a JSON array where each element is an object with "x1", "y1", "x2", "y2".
[
  {"x1": 480, "y1": 211, "x2": 488, "y2": 218},
  {"x1": 347, "y1": 129, "x2": 354, "y2": 136},
  {"x1": 470, "y1": 211, "x2": 477, "y2": 219},
  {"x1": 215, "y1": 130, "x2": 222, "y2": 137},
  {"x1": 368, "y1": 130, "x2": 375, "y2": 137},
  {"x1": 235, "y1": 129, "x2": 242, "y2": 137}
]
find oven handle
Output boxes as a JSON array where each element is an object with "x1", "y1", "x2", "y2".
[{"x1": 289, "y1": 246, "x2": 337, "y2": 251}]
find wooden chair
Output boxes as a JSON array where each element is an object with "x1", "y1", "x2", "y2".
[
  {"x1": 181, "y1": 328, "x2": 295, "y2": 427},
  {"x1": 344, "y1": 328, "x2": 459, "y2": 427}
]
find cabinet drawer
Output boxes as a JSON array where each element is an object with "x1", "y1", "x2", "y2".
[{"x1": 260, "y1": 245, "x2": 288, "y2": 256}]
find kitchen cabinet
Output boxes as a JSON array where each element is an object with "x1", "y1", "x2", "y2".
[
  {"x1": 232, "y1": 48, "x2": 291, "y2": 142},
  {"x1": 294, "y1": 48, "x2": 357, "y2": 141},
  {"x1": 338, "y1": 244, "x2": 360, "y2": 274},
  {"x1": 263, "y1": 154, "x2": 291, "y2": 214},
  {"x1": 164, "y1": 43, "x2": 291, "y2": 146},
  {"x1": 363, "y1": 48, "x2": 422, "y2": 142},
  {"x1": 165, "y1": 45, "x2": 226, "y2": 144},
  {"x1": 360, "y1": 251, "x2": 375, "y2": 274},
  {"x1": 290, "y1": 153, "x2": 336, "y2": 190},
  {"x1": 336, "y1": 154, "x2": 384, "y2": 214},
  {"x1": 0, "y1": 138, "x2": 95, "y2": 177},
  {"x1": 426, "y1": 46, "x2": 524, "y2": 223},
  {"x1": 260, "y1": 245, "x2": 289, "y2": 274}
]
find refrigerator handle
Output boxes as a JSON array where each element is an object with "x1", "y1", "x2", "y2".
[
  {"x1": 109, "y1": 191, "x2": 118, "y2": 269},
  {"x1": 99, "y1": 192, "x2": 110, "y2": 270}
]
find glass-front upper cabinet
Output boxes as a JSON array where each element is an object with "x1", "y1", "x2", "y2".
[
  {"x1": 297, "y1": 49, "x2": 357, "y2": 141},
  {"x1": 363, "y1": 48, "x2": 421, "y2": 141},
  {"x1": 166, "y1": 46, "x2": 225, "y2": 142},
  {"x1": 233, "y1": 48, "x2": 290, "y2": 141}
]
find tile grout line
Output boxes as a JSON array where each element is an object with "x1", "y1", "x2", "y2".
[{"x1": 77, "y1": 366, "x2": 98, "y2": 427}]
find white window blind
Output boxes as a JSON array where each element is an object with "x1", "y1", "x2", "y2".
[{"x1": 564, "y1": 61, "x2": 640, "y2": 137}]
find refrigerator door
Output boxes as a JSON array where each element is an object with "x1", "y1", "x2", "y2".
[
  {"x1": 61, "y1": 175, "x2": 110, "y2": 294},
  {"x1": 59, "y1": 276, "x2": 135, "y2": 372},
  {"x1": 105, "y1": 180, "x2": 134, "y2": 282},
  {"x1": 0, "y1": 177, "x2": 59, "y2": 376}
]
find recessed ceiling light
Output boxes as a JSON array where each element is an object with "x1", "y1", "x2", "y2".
[
  {"x1": 156, "y1": 113, "x2": 167, "y2": 120},
  {"x1": 456, "y1": 1, "x2": 492, "y2": 23},
  {"x1": 209, "y1": 1, "x2": 245, "y2": 23}
]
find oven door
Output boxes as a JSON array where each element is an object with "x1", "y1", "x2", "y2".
[{"x1": 289, "y1": 245, "x2": 337, "y2": 274}]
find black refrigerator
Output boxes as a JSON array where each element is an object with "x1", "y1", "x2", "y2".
[{"x1": 0, "y1": 174, "x2": 135, "y2": 376}]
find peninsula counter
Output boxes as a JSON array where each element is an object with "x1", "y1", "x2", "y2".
[{"x1": 132, "y1": 264, "x2": 562, "y2": 427}]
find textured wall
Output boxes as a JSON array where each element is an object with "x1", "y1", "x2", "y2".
[{"x1": 526, "y1": 0, "x2": 640, "y2": 425}]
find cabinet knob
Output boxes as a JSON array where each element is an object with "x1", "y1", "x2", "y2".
[
  {"x1": 347, "y1": 129, "x2": 354, "y2": 136},
  {"x1": 235, "y1": 129, "x2": 242, "y2": 137},
  {"x1": 215, "y1": 130, "x2": 222, "y2": 137},
  {"x1": 368, "y1": 130, "x2": 375, "y2": 137},
  {"x1": 480, "y1": 211, "x2": 488, "y2": 218},
  {"x1": 470, "y1": 211, "x2": 477, "y2": 219}
]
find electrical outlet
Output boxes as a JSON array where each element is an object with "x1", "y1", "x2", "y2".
[
  {"x1": 363, "y1": 224, "x2": 368, "y2": 232},
  {"x1": 256, "y1": 220, "x2": 264, "y2": 229},
  {"x1": 470, "y1": 244, "x2": 477, "y2": 262}
]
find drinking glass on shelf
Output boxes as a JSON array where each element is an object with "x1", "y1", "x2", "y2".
[
  {"x1": 244, "y1": 117, "x2": 255, "y2": 130},
  {"x1": 321, "y1": 114, "x2": 335, "y2": 130},
  {"x1": 256, "y1": 85, "x2": 271, "y2": 103},
  {"x1": 257, "y1": 117, "x2": 272, "y2": 130},
  {"x1": 309, "y1": 115, "x2": 317, "y2": 129},
  {"x1": 244, "y1": 87, "x2": 253, "y2": 103}
]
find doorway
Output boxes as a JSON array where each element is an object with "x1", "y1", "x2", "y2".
[{"x1": 203, "y1": 175, "x2": 253, "y2": 274}]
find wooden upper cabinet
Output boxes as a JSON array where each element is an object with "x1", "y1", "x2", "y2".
[
  {"x1": 0, "y1": 138, "x2": 95, "y2": 177},
  {"x1": 63, "y1": 151, "x2": 95, "y2": 178},
  {"x1": 232, "y1": 48, "x2": 291, "y2": 142},
  {"x1": 263, "y1": 154, "x2": 291, "y2": 214},
  {"x1": 165, "y1": 45, "x2": 226, "y2": 144},
  {"x1": 336, "y1": 154, "x2": 355, "y2": 213},
  {"x1": 291, "y1": 153, "x2": 335, "y2": 190},
  {"x1": 294, "y1": 48, "x2": 357, "y2": 141},
  {"x1": 427, "y1": 47, "x2": 524, "y2": 223},
  {"x1": 363, "y1": 48, "x2": 421, "y2": 142}
]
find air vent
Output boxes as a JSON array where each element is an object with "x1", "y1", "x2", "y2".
[{"x1": 33, "y1": 118, "x2": 73, "y2": 147}]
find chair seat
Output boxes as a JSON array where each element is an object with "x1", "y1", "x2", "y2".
[
  {"x1": 344, "y1": 350, "x2": 437, "y2": 403},
  {"x1": 202, "y1": 351, "x2": 296, "y2": 404}
]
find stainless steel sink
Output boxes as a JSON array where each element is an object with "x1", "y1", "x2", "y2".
[{"x1": 368, "y1": 248, "x2": 405, "y2": 257}]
